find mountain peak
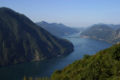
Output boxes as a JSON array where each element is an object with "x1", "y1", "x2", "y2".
[
  {"x1": 0, "y1": 8, "x2": 74, "y2": 67},
  {"x1": 0, "y1": 7, "x2": 15, "y2": 13},
  {"x1": 40, "y1": 21, "x2": 48, "y2": 24}
]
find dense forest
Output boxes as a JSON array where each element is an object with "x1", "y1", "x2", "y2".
[{"x1": 51, "y1": 43, "x2": 120, "y2": 80}]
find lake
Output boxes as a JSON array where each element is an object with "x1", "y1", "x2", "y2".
[{"x1": 0, "y1": 33, "x2": 112, "y2": 80}]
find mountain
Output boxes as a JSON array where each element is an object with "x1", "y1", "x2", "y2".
[
  {"x1": 51, "y1": 43, "x2": 120, "y2": 80},
  {"x1": 36, "y1": 21, "x2": 79, "y2": 37},
  {"x1": 109, "y1": 24, "x2": 120, "y2": 30},
  {"x1": 0, "y1": 7, "x2": 73, "y2": 67},
  {"x1": 80, "y1": 24, "x2": 120, "y2": 43}
]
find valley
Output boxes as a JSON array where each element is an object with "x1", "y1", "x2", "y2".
[
  {"x1": 0, "y1": 1, "x2": 120, "y2": 79},
  {"x1": 0, "y1": 33, "x2": 111, "y2": 80}
]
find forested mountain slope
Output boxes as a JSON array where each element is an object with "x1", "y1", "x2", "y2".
[{"x1": 0, "y1": 7, "x2": 73, "y2": 67}]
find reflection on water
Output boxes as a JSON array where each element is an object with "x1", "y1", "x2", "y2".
[{"x1": 0, "y1": 33, "x2": 112, "y2": 80}]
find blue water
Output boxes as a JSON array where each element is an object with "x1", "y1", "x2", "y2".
[{"x1": 0, "y1": 33, "x2": 112, "y2": 80}]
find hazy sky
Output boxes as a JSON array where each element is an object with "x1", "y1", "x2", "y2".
[{"x1": 0, "y1": 0, "x2": 120, "y2": 27}]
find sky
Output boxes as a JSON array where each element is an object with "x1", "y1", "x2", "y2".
[{"x1": 0, "y1": 0, "x2": 120, "y2": 27}]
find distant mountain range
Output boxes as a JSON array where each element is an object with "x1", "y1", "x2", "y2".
[
  {"x1": 108, "y1": 24, "x2": 120, "y2": 30},
  {"x1": 80, "y1": 24, "x2": 120, "y2": 44},
  {"x1": 0, "y1": 7, "x2": 73, "y2": 67},
  {"x1": 36, "y1": 21, "x2": 79, "y2": 37}
]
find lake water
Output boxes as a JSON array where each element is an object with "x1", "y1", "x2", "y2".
[{"x1": 0, "y1": 33, "x2": 112, "y2": 80}]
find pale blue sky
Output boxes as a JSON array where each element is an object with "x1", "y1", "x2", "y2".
[{"x1": 0, "y1": 0, "x2": 120, "y2": 27}]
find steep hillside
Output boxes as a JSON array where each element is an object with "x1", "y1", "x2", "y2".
[
  {"x1": 51, "y1": 43, "x2": 120, "y2": 80},
  {"x1": 0, "y1": 7, "x2": 73, "y2": 67},
  {"x1": 36, "y1": 21, "x2": 78, "y2": 37}
]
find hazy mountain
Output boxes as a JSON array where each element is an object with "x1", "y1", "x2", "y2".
[
  {"x1": 51, "y1": 43, "x2": 120, "y2": 80},
  {"x1": 109, "y1": 24, "x2": 120, "y2": 30},
  {"x1": 36, "y1": 21, "x2": 79, "y2": 37},
  {"x1": 80, "y1": 24, "x2": 120, "y2": 43},
  {"x1": 0, "y1": 7, "x2": 73, "y2": 67}
]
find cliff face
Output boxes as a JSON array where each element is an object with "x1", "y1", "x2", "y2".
[{"x1": 0, "y1": 7, "x2": 73, "y2": 67}]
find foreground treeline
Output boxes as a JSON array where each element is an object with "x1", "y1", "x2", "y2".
[
  {"x1": 26, "y1": 43, "x2": 120, "y2": 80},
  {"x1": 23, "y1": 76, "x2": 50, "y2": 80},
  {"x1": 51, "y1": 43, "x2": 120, "y2": 80}
]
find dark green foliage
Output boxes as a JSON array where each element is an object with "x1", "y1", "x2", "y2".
[
  {"x1": 0, "y1": 7, "x2": 73, "y2": 67},
  {"x1": 23, "y1": 76, "x2": 50, "y2": 80},
  {"x1": 51, "y1": 44, "x2": 120, "y2": 80},
  {"x1": 83, "y1": 54, "x2": 91, "y2": 59}
]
